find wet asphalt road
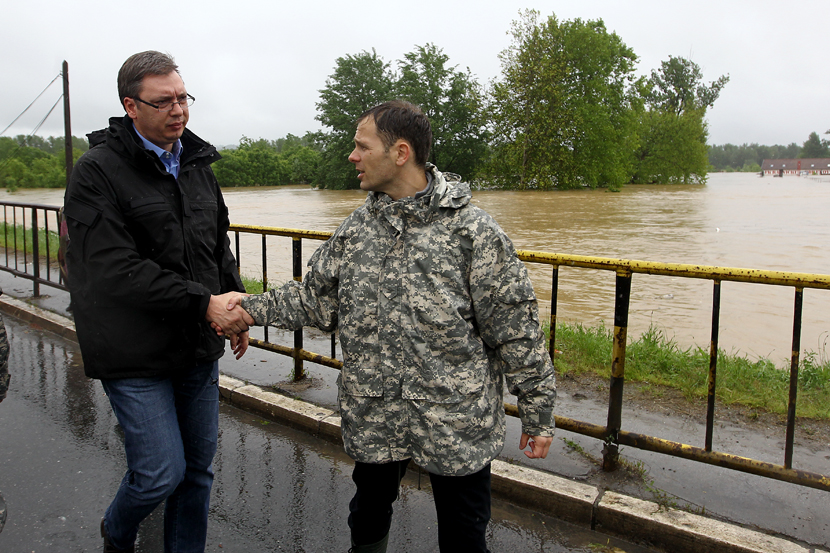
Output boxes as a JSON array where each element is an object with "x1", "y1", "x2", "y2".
[{"x1": 0, "y1": 315, "x2": 657, "y2": 552}]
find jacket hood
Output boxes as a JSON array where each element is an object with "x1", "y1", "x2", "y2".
[{"x1": 431, "y1": 165, "x2": 471, "y2": 211}]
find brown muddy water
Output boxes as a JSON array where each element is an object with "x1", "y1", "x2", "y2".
[{"x1": 10, "y1": 172, "x2": 830, "y2": 363}]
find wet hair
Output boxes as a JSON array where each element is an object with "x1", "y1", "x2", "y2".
[
  {"x1": 357, "y1": 100, "x2": 432, "y2": 167},
  {"x1": 117, "y1": 51, "x2": 180, "y2": 111}
]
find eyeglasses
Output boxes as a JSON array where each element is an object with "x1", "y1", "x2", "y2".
[{"x1": 132, "y1": 94, "x2": 195, "y2": 112}]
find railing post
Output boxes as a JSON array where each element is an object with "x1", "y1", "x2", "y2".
[
  {"x1": 2, "y1": 206, "x2": 8, "y2": 267},
  {"x1": 292, "y1": 237, "x2": 304, "y2": 381},
  {"x1": 784, "y1": 287, "x2": 803, "y2": 469},
  {"x1": 262, "y1": 234, "x2": 269, "y2": 343},
  {"x1": 603, "y1": 270, "x2": 632, "y2": 471},
  {"x1": 234, "y1": 231, "x2": 241, "y2": 276},
  {"x1": 549, "y1": 266, "x2": 559, "y2": 363},
  {"x1": 705, "y1": 280, "x2": 722, "y2": 451},
  {"x1": 31, "y1": 208, "x2": 40, "y2": 297}
]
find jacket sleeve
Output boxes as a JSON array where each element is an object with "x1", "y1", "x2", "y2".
[
  {"x1": 241, "y1": 232, "x2": 341, "y2": 332},
  {"x1": 64, "y1": 156, "x2": 211, "y2": 318},
  {"x1": 470, "y1": 219, "x2": 557, "y2": 438}
]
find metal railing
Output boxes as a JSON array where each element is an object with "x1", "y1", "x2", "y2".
[
  {"x1": 0, "y1": 201, "x2": 67, "y2": 295},
  {"x1": 1, "y1": 205, "x2": 826, "y2": 494},
  {"x1": 230, "y1": 223, "x2": 830, "y2": 493}
]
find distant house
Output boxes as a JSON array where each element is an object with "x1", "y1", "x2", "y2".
[{"x1": 761, "y1": 158, "x2": 830, "y2": 177}]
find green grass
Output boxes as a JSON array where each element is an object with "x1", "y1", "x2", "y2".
[
  {"x1": 551, "y1": 322, "x2": 830, "y2": 420},
  {"x1": 240, "y1": 274, "x2": 264, "y2": 294},
  {"x1": 0, "y1": 222, "x2": 61, "y2": 260},
  {"x1": 240, "y1": 274, "x2": 296, "y2": 295}
]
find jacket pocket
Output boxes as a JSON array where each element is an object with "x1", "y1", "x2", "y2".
[
  {"x1": 339, "y1": 360, "x2": 383, "y2": 398},
  {"x1": 128, "y1": 195, "x2": 169, "y2": 216},
  {"x1": 63, "y1": 199, "x2": 101, "y2": 258},
  {"x1": 401, "y1": 355, "x2": 487, "y2": 404}
]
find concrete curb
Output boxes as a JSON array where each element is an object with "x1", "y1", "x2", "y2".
[
  {"x1": 0, "y1": 295, "x2": 76, "y2": 342},
  {"x1": 2, "y1": 297, "x2": 824, "y2": 553}
]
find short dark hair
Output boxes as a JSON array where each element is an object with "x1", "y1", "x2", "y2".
[
  {"x1": 117, "y1": 51, "x2": 180, "y2": 111},
  {"x1": 357, "y1": 100, "x2": 432, "y2": 167}
]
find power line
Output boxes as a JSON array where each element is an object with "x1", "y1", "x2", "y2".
[
  {"x1": 0, "y1": 73, "x2": 61, "y2": 137},
  {"x1": 30, "y1": 94, "x2": 63, "y2": 137},
  {"x1": 0, "y1": 94, "x2": 64, "y2": 174}
]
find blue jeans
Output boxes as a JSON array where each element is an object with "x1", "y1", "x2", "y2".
[{"x1": 101, "y1": 360, "x2": 219, "y2": 553}]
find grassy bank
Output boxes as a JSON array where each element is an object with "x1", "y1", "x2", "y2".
[
  {"x1": 553, "y1": 322, "x2": 830, "y2": 420},
  {"x1": 0, "y1": 223, "x2": 61, "y2": 260}
]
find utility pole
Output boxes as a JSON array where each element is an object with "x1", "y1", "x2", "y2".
[{"x1": 62, "y1": 60, "x2": 72, "y2": 185}]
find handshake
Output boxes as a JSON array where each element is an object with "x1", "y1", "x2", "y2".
[{"x1": 205, "y1": 291, "x2": 255, "y2": 359}]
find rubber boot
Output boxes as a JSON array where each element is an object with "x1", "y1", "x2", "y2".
[{"x1": 348, "y1": 533, "x2": 389, "y2": 553}]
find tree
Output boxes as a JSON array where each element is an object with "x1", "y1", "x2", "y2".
[
  {"x1": 0, "y1": 136, "x2": 84, "y2": 190},
  {"x1": 1, "y1": 158, "x2": 31, "y2": 191},
  {"x1": 315, "y1": 50, "x2": 395, "y2": 189},
  {"x1": 634, "y1": 57, "x2": 729, "y2": 183},
  {"x1": 213, "y1": 136, "x2": 289, "y2": 187},
  {"x1": 646, "y1": 56, "x2": 729, "y2": 116},
  {"x1": 288, "y1": 147, "x2": 321, "y2": 184},
  {"x1": 396, "y1": 43, "x2": 488, "y2": 179},
  {"x1": 315, "y1": 46, "x2": 490, "y2": 187},
  {"x1": 485, "y1": 11, "x2": 641, "y2": 190},
  {"x1": 11, "y1": 134, "x2": 88, "y2": 155},
  {"x1": 633, "y1": 109, "x2": 710, "y2": 183},
  {"x1": 799, "y1": 132, "x2": 829, "y2": 158}
]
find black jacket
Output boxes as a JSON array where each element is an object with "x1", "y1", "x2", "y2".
[{"x1": 64, "y1": 115, "x2": 244, "y2": 379}]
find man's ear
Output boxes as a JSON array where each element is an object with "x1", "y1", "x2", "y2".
[
  {"x1": 394, "y1": 140, "x2": 411, "y2": 167},
  {"x1": 124, "y1": 98, "x2": 138, "y2": 120}
]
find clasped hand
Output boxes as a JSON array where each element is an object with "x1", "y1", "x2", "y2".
[{"x1": 206, "y1": 292, "x2": 253, "y2": 359}]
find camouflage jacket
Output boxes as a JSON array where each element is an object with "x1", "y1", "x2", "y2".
[{"x1": 242, "y1": 166, "x2": 556, "y2": 475}]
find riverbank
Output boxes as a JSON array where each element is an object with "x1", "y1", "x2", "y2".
[{"x1": 554, "y1": 322, "x2": 830, "y2": 422}]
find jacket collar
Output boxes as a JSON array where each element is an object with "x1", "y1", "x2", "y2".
[
  {"x1": 367, "y1": 164, "x2": 472, "y2": 228},
  {"x1": 87, "y1": 115, "x2": 219, "y2": 171}
]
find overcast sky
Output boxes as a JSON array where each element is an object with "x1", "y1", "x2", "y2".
[{"x1": 2, "y1": 0, "x2": 827, "y2": 148}]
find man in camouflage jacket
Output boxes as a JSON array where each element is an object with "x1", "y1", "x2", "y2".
[{"x1": 228, "y1": 101, "x2": 556, "y2": 553}]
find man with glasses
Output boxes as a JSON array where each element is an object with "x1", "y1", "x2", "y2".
[{"x1": 63, "y1": 51, "x2": 253, "y2": 553}]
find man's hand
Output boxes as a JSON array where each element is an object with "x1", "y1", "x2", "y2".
[
  {"x1": 206, "y1": 292, "x2": 253, "y2": 335},
  {"x1": 225, "y1": 293, "x2": 245, "y2": 311},
  {"x1": 228, "y1": 330, "x2": 249, "y2": 359},
  {"x1": 520, "y1": 433, "x2": 552, "y2": 459}
]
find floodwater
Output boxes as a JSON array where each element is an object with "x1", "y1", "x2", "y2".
[{"x1": 8, "y1": 172, "x2": 830, "y2": 362}]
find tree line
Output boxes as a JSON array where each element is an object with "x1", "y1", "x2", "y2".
[
  {"x1": 9, "y1": 11, "x2": 827, "y2": 191},
  {"x1": 709, "y1": 131, "x2": 830, "y2": 173},
  {"x1": 0, "y1": 135, "x2": 87, "y2": 191},
  {"x1": 217, "y1": 10, "x2": 730, "y2": 191}
]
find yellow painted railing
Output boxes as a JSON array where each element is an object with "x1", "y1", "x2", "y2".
[{"x1": 230, "y1": 223, "x2": 830, "y2": 493}]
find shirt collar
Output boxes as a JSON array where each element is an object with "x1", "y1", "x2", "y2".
[{"x1": 133, "y1": 123, "x2": 182, "y2": 176}]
